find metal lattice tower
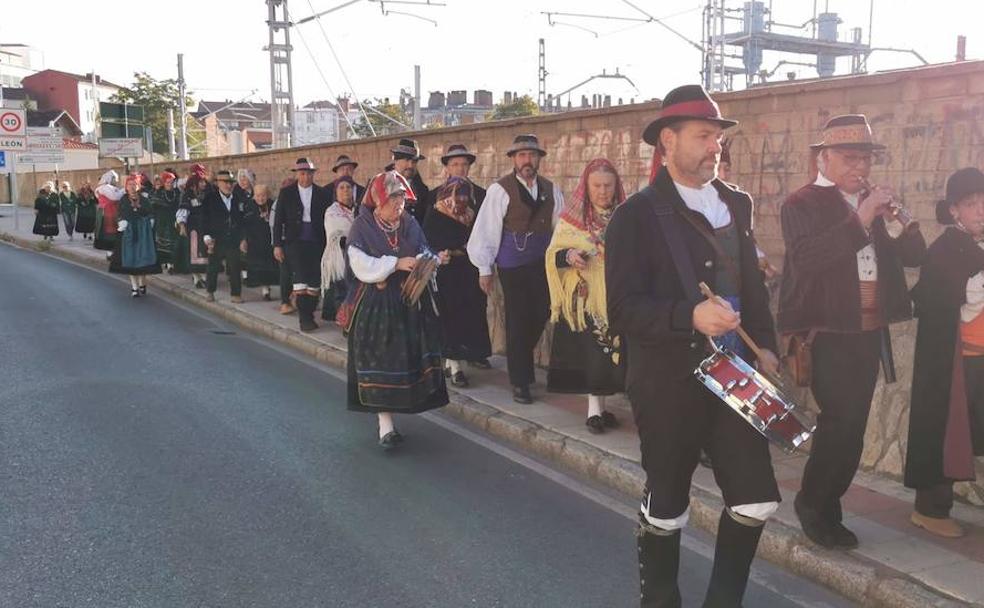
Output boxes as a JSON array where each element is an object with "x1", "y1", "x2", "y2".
[
  {"x1": 538, "y1": 38, "x2": 547, "y2": 109},
  {"x1": 266, "y1": 0, "x2": 295, "y2": 149}
]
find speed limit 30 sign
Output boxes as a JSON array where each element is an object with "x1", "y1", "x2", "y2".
[{"x1": 0, "y1": 110, "x2": 26, "y2": 137}]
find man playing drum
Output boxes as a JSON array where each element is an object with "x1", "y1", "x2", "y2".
[{"x1": 606, "y1": 84, "x2": 781, "y2": 608}]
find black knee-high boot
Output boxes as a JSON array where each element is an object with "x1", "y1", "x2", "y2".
[
  {"x1": 297, "y1": 295, "x2": 318, "y2": 332},
  {"x1": 637, "y1": 518, "x2": 682, "y2": 608},
  {"x1": 702, "y1": 509, "x2": 765, "y2": 608}
]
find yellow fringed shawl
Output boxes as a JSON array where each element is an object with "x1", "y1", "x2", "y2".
[{"x1": 545, "y1": 216, "x2": 610, "y2": 333}]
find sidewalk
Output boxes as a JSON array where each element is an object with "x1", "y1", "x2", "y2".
[{"x1": 2, "y1": 209, "x2": 979, "y2": 607}]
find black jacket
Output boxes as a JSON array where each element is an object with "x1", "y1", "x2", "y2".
[
  {"x1": 605, "y1": 167, "x2": 777, "y2": 387},
  {"x1": 201, "y1": 188, "x2": 245, "y2": 243},
  {"x1": 272, "y1": 182, "x2": 331, "y2": 248},
  {"x1": 905, "y1": 227, "x2": 984, "y2": 488}
]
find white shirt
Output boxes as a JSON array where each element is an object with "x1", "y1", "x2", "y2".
[
  {"x1": 299, "y1": 185, "x2": 313, "y2": 222},
  {"x1": 466, "y1": 176, "x2": 566, "y2": 276},
  {"x1": 963, "y1": 240, "x2": 984, "y2": 323},
  {"x1": 816, "y1": 173, "x2": 878, "y2": 281},
  {"x1": 220, "y1": 191, "x2": 233, "y2": 212},
  {"x1": 673, "y1": 181, "x2": 731, "y2": 229}
]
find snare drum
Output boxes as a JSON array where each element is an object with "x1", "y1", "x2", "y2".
[{"x1": 695, "y1": 344, "x2": 815, "y2": 452}]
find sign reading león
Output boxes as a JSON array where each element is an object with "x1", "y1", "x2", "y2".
[{"x1": 99, "y1": 138, "x2": 143, "y2": 158}]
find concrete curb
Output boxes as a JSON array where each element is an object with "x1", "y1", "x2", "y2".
[{"x1": 6, "y1": 233, "x2": 971, "y2": 608}]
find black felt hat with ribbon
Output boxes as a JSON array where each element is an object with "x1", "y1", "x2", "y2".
[
  {"x1": 642, "y1": 84, "x2": 737, "y2": 146},
  {"x1": 391, "y1": 138, "x2": 425, "y2": 161},
  {"x1": 441, "y1": 144, "x2": 477, "y2": 165}
]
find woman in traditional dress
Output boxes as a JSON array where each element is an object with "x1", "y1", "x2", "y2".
[
  {"x1": 75, "y1": 183, "x2": 98, "y2": 240},
  {"x1": 345, "y1": 171, "x2": 449, "y2": 449},
  {"x1": 93, "y1": 170, "x2": 124, "y2": 253},
  {"x1": 320, "y1": 175, "x2": 356, "y2": 322},
  {"x1": 109, "y1": 174, "x2": 161, "y2": 297},
  {"x1": 905, "y1": 167, "x2": 984, "y2": 538},
  {"x1": 176, "y1": 163, "x2": 210, "y2": 288},
  {"x1": 58, "y1": 181, "x2": 78, "y2": 241},
  {"x1": 151, "y1": 170, "x2": 181, "y2": 273},
  {"x1": 544, "y1": 158, "x2": 627, "y2": 433},
  {"x1": 243, "y1": 183, "x2": 281, "y2": 301},
  {"x1": 423, "y1": 176, "x2": 491, "y2": 387},
  {"x1": 32, "y1": 182, "x2": 60, "y2": 240},
  {"x1": 33, "y1": 182, "x2": 60, "y2": 241}
]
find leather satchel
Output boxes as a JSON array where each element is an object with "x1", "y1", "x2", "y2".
[{"x1": 783, "y1": 329, "x2": 817, "y2": 387}]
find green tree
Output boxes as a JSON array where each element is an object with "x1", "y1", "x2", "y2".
[
  {"x1": 352, "y1": 99, "x2": 412, "y2": 138},
  {"x1": 486, "y1": 95, "x2": 539, "y2": 121},
  {"x1": 111, "y1": 72, "x2": 196, "y2": 156}
]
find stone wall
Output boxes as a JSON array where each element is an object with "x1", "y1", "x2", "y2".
[{"x1": 14, "y1": 60, "x2": 984, "y2": 499}]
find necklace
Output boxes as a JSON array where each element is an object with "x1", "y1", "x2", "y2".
[{"x1": 374, "y1": 212, "x2": 401, "y2": 251}]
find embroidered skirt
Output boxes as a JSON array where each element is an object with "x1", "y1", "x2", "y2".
[{"x1": 347, "y1": 277, "x2": 448, "y2": 414}]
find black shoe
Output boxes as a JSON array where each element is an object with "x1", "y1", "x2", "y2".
[
  {"x1": 130, "y1": 289, "x2": 139, "y2": 298},
  {"x1": 299, "y1": 318, "x2": 318, "y2": 332},
  {"x1": 195, "y1": 279, "x2": 206, "y2": 289},
  {"x1": 512, "y1": 385, "x2": 533, "y2": 404},
  {"x1": 379, "y1": 430, "x2": 403, "y2": 450},
  {"x1": 601, "y1": 410, "x2": 618, "y2": 428},
  {"x1": 263, "y1": 292, "x2": 272, "y2": 301},
  {"x1": 586, "y1": 415, "x2": 605, "y2": 434},
  {"x1": 469, "y1": 359, "x2": 492, "y2": 370},
  {"x1": 451, "y1": 371, "x2": 469, "y2": 388},
  {"x1": 138, "y1": 285, "x2": 147, "y2": 296},
  {"x1": 829, "y1": 522, "x2": 859, "y2": 549},
  {"x1": 794, "y1": 493, "x2": 853, "y2": 549}
]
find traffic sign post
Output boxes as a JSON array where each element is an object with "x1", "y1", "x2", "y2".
[{"x1": 19, "y1": 126, "x2": 65, "y2": 165}]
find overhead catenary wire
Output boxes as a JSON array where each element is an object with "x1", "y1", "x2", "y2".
[
  {"x1": 304, "y1": 0, "x2": 377, "y2": 137},
  {"x1": 285, "y1": 7, "x2": 360, "y2": 139}
]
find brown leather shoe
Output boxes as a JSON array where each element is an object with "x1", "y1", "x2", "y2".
[
  {"x1": 279, "y1": 303, "x2": 296, "y2": 314},
  {"x1": 911, "y1": 512, "x2": 965, "y2": 538},
  {"x1": 230, "y1": 295, "x2": 243, "y2": 304}
]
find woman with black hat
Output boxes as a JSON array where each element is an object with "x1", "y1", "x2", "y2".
[
  {"x1": 320, "y1": 175, "x2": 356, "y2": 321},
  {"x1": 326, "y1": 155, "x2": 366, "y2": 206},
  {"x1": 344, "y1": 170, "x2": 449, "y2": 449},
  {"x1": 905, "y1": 167, "x2": 984, "y2": 539}
]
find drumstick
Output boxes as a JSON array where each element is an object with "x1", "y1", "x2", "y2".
[{"x1": 697, "y1": 282, "x2": 769, "y2": 365}]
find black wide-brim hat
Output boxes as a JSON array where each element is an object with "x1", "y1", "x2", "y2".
[
  {"x1": 291, "y1": 157, "x2": 317, "y2": 172},
  {"x1": 642, "y1": 84, "x2": 737, "y2": 146},
  {"x1": 332, "y1": 155, "x2": 358, "y2": 172},
  {"x1": 936, "y1": 167, "x2": 984, "y2": 225},
  {"x1": 391, "y1": 138, "x2": 425, "y2": 161},
  {"x1": 441, "y1": 144, "x2": 477, "y2": 165},
  {"x1": 506, "y1": 134, "x2": 547, "y2": 157},
  {"x1": 809, "y1": 114, "x2": 885, "y2": 151}
]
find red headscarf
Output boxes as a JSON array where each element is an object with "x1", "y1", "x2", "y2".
[
  {"x1": 125, "y1": 172, "x2": 143, "y2": 189},
  {"x1": 560, "y1": 158, "x2": 626, "y2": 232},
  {"x1": 161, "y1": 171, "x2": 176, "y2": 184},
  {"x1": 362, "y1": 170, "x2": 416, "y2": 210}
]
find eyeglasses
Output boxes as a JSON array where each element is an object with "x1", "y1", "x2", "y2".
[{"x1": 830, "y1": 150, "x2": 875, "y2": 168}]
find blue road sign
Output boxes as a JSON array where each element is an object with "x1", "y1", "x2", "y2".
[{"x1": 0, "y1": 151, "x2": 6, "y2": 168}]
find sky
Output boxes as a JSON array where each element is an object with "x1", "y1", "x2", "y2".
[{"x1": 4, "y1": 0, "x2": 984, "y2": 110}]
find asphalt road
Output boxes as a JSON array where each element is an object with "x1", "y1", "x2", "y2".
[{"x1": 0, "y1": 242, "x2": 854, "y2": 607}]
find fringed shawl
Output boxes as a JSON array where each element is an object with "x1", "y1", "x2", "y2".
[{"x1": 545, "y1": 159, "x2": 626, "y2": 332}]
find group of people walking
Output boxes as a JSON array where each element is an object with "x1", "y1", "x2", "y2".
[{"x1": 30, "y1": 81, "x2": 984, "y2": 608}]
